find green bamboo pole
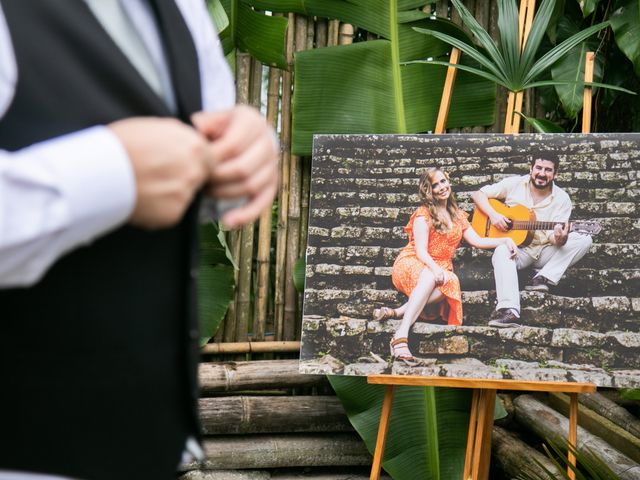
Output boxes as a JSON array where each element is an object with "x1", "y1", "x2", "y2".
[
  {"x1": 490, "y1": 0, "x2": 507, "y2": 132},
  {"x1": 274, "y1": 13, "x2": 296, "y2": 341}
]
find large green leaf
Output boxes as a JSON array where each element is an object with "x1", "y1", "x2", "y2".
[
  {"x1": 550, "y1": 17, "x2": 602, "y2": 118},
  {"x1": 610, "y1": 0, "x2": 640, "y2": 76},
  {"x1": 328, "y1": 376, "x2": 472, "y2": 479},
  {"x1": 217, "y1": 0, "x2": 288, "y2": 69},
  {"x1": 198, "y1": 221, "x2": 236, "y2": 346},
  {"x1": 291, "y1": 13, "x2": 496, "y2": 155}
]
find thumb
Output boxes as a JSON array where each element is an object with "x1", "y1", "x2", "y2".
[{"x1": 191, "y1": 110, "x2": 230, "y2": 140}]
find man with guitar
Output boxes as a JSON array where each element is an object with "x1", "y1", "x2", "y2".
[{"x1": 472, "y1": 158, "x2": 594, "y2": 328}]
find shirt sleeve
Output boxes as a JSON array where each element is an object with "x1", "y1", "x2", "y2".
[
  {"x1": 0, "y1": 127, "x2": 136, "y2": 287},
  {"x1": 479, "y1": 175, "x2": 521, "y2": 200}
]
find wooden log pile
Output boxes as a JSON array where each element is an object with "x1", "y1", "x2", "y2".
[{"x1": 181, "y1": 360, "x2": 640, "y2": 479}]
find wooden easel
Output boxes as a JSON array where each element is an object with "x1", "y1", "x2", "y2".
[
  {"x1": 370, "y1": 2, "x2": 599, "y2": 479},
  {"x1": 368, "y1": 376, "x2": 596, "y2": 480}
]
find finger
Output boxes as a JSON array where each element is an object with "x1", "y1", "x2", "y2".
[
  {"x1": 209, "y1": 158, "x2": 277, "y2": 199},
  {"x1": 208, "y1": 135, "x2": 276, "y2": 185},
  {"x1": 221, "y1": 180, "x2": 278, "y2": 229},
  {"x1": 191, "y1": 110, "x2": 231, "y2": 140},
  {"x1": 208, "y1": 108, "x2": 269, "y2": 162}
]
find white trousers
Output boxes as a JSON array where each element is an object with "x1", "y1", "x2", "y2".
[{"x1": 491, "y1": 232, "x2": 593, "y2": 312}]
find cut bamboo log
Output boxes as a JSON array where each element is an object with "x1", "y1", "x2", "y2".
[
  {"x1": 339, "y1": 23, "x2": 354, "y2": 45},
  {"x1": 199, "y1": 395, "x2": 352, "y2": 434},
  {"x1": 579, "y1": 392, "x2": 640, "y2": 438},
  {"x1": 513, "y1": 394, "x2": 640, "y2": 480},
  {"x1": 492, "y1": 425, "x2": 563, "y2": 479},
  {"x1": 583, "y1": 51, "x2": 595, "y2": 133},
  {"x1": 548, "y1": 392, "x2": 640, "y2": 464},
  {"x1": 180, "y1": 434, "x2": 370, "y2": 471},
  {"x1": 199, "y1": 360, "x2": 326, "y2": 394}
]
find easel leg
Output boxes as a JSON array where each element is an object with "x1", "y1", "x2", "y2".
[
  {"x1": 568, "y1": 393, "x2": 578, "y2": 480},
  {"x1": 470, "y1": 389, "x2": 496, "y2": 480},
  {"x1": 370, "y1": 385, "x2": 395, "y2": 480},
  {"x1": 463, "y1": 390, "x2": 480, "y2": 479}
]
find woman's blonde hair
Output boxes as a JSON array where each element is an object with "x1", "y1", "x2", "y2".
[{"x1": 418, "y1": 168, "x2": 459, "y2": 233}]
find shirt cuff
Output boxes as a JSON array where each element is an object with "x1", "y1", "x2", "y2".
[{"x1": 19, "y1": 125, "x2": 136, "y2": 244}]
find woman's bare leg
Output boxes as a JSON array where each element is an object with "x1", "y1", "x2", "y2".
[{"x1": 394, "y1": 269, "x2": 445, "y2": 341}]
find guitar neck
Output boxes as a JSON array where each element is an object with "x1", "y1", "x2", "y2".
[{"x1": 510, "y1": 220, "x2": 568, "y2": 231}]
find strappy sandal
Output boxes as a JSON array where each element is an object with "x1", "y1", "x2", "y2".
[
  {"x1": 373, "y1": 307, "x2": 399, "y2": 321},
  {"x1": 389, "y1": 337, "x2": 418, "y2": 366}
]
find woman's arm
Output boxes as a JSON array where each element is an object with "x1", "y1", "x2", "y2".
[
  {"x1": 413, "y1": 216, "x2": 447, "y2": 285},
  {"x1": 463, "y1": 227, "x2": 517, "y2": 257}
]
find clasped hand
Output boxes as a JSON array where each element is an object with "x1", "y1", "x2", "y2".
[{"x1": 110, "y1": 105, "x2": 279, "y2": 230}]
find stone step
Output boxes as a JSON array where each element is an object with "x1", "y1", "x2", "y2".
[
  {"x1": 306, "y1": 262, "x2": 639, "y2": 303},
  {"x1": 454, "y1": 243, "x2": 639, "y2": 270},
  {"x1": 307, "y1": 217, "x2": 640, "y2": 246},
  {"x1": 300, "y1": 316, "x2": 640, "y2": 387},
  {"x1": 180, "y1": 469, "x2": 387, "y2": 480},
  {"x1": 303, "y1": 289, "x2": 637, "y2": 332}
]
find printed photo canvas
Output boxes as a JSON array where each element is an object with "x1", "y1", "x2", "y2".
[{"x1": 299, "y1": 133, "x2": 639, "y2": 388}]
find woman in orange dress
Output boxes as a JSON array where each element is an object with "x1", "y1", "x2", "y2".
[{"x1": 374, "y1": 168, "x2": 516, "y2": 363}]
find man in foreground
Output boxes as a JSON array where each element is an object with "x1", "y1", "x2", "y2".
[
  {"x1": 472, "y1": 158, "x2": 592, "y2": 327},
  {"x1": 0, "y1": 1, "x2": 277, "y2": 479}
]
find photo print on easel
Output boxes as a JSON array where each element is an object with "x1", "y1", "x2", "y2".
[{"x1": 299, "y1": 133, "x2": 640, "y2": 387}]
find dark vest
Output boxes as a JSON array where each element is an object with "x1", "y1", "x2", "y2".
[{"x1": 0, "y1": 2, "x2": 202, "y2": 479}]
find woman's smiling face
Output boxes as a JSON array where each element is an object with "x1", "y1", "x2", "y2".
[{"x1": 430, "y1": 170, "x2": 451, "y2": 201}]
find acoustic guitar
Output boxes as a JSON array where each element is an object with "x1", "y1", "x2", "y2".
[{"x1": 471, "y1": 199, "x2": 602, "y2": 246}]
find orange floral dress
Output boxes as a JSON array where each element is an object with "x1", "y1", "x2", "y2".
[{"x1": 391, "y1": 206, "x2": 470, "y2": 326}]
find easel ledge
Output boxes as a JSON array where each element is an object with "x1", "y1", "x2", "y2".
[
  {"x1": 367, "y1": 375, "x2": 596, "y2": 392},
  {"x1": 367, "y1": 375, "x2": 595, "y2": 480}
]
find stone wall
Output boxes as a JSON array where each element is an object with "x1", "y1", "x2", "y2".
[{"x1": 299, "y1": 133, "x2": 640, "y2": 387}]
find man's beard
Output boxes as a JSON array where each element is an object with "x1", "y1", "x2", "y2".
[{"x1": 531, "y1": 176, "x2": 552, "y2": 190}]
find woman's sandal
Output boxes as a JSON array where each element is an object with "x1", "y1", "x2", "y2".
[
  {"x1": 389, "y1": 337, "x2": 418, "y2": 366},
  {"x1": 373, "y1": 306, "x2": 399, "y2": 321}
]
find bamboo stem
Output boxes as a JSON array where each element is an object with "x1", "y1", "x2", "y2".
[
  {"x1": 315, "y1": 18, "x2": 328, "y2": 48},
  {"x1": 510, "y1": 0, "x2": 536, "y2": 134},
  {"x1": 224, "y1": 51, "x2": 252, "y2": 342},
  {"x1": 253, "y1": 67, "x2": 281, "y2": 343},
  {"x1": 282, "y1": 14, "x2": 307, "y2": 341},
  {"x1": 274, "y1": 13, "x2": 296, "y2": 341},
  {"x1": 582, "y1": 52, "x2": 595, "y2": 134},
  {"x1": 338, "y1": 23, "x2": 354, "y2": 45},
  {"x1": 200, "y1": 341, "x2": 300, "y2": 355},
  {"x1": 328, "y1": 19, "x2": 340, "y2": 46}
]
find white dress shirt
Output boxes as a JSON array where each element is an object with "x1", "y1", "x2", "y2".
[{"x1": 0, "y1": 0, "x2": 235, "y2": 288}]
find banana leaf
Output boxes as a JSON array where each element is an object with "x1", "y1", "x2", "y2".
[
  {"x1": 198, "y1": 221, "x2": 236, "y2": 346},
  {"x1": 550, "y1": 17, "x2": 602, "y2": 118},
  {"x1": 215, "y1": 0, "x2": 289, "y2": 69},
  {"x1": 328, "y1": 376, "x2": 472, "y2": 479},
  {"x1": 610, "y1": 0, "x2": 640, "y2": 76},
  {"x1": 290, "y1": 10, "x2": 496, "y2": 155}
]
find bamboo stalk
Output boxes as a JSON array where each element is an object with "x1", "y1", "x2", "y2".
[
  {"x1": 338, "y1": 23, "x2": 354, "y2": 45},
  {"x1": 253, "y1": 66, "x2": 281, "y2": 342},
  {"x1": 200, "y1": 341, "x2": 300, "y2": 355},
  {"x1": 282, "y1": 14, "x2": 307, "y2": 341},
  {"x1": 274, "y1": 14, "x2": 296, "y2": 341},
  {"x1": 315, "y1": 18, "x2": 328, "y2": 48},
  {"x1": 436, "y1": 1, "x2": 448, "y2": 19},
  {"x1": 582, "y1": 51, "x2": 595, "y2": 134},
  {"x1": 224, "y1": 51, "x2": 252, "y2": 342},
  {"x1": 328, "y1": 19, "x2": 340, "y2": 46}
]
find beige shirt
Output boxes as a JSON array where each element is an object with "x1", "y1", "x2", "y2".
[{"x1": 480, "y1": 174, "x2": 572, "y2": 258}]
